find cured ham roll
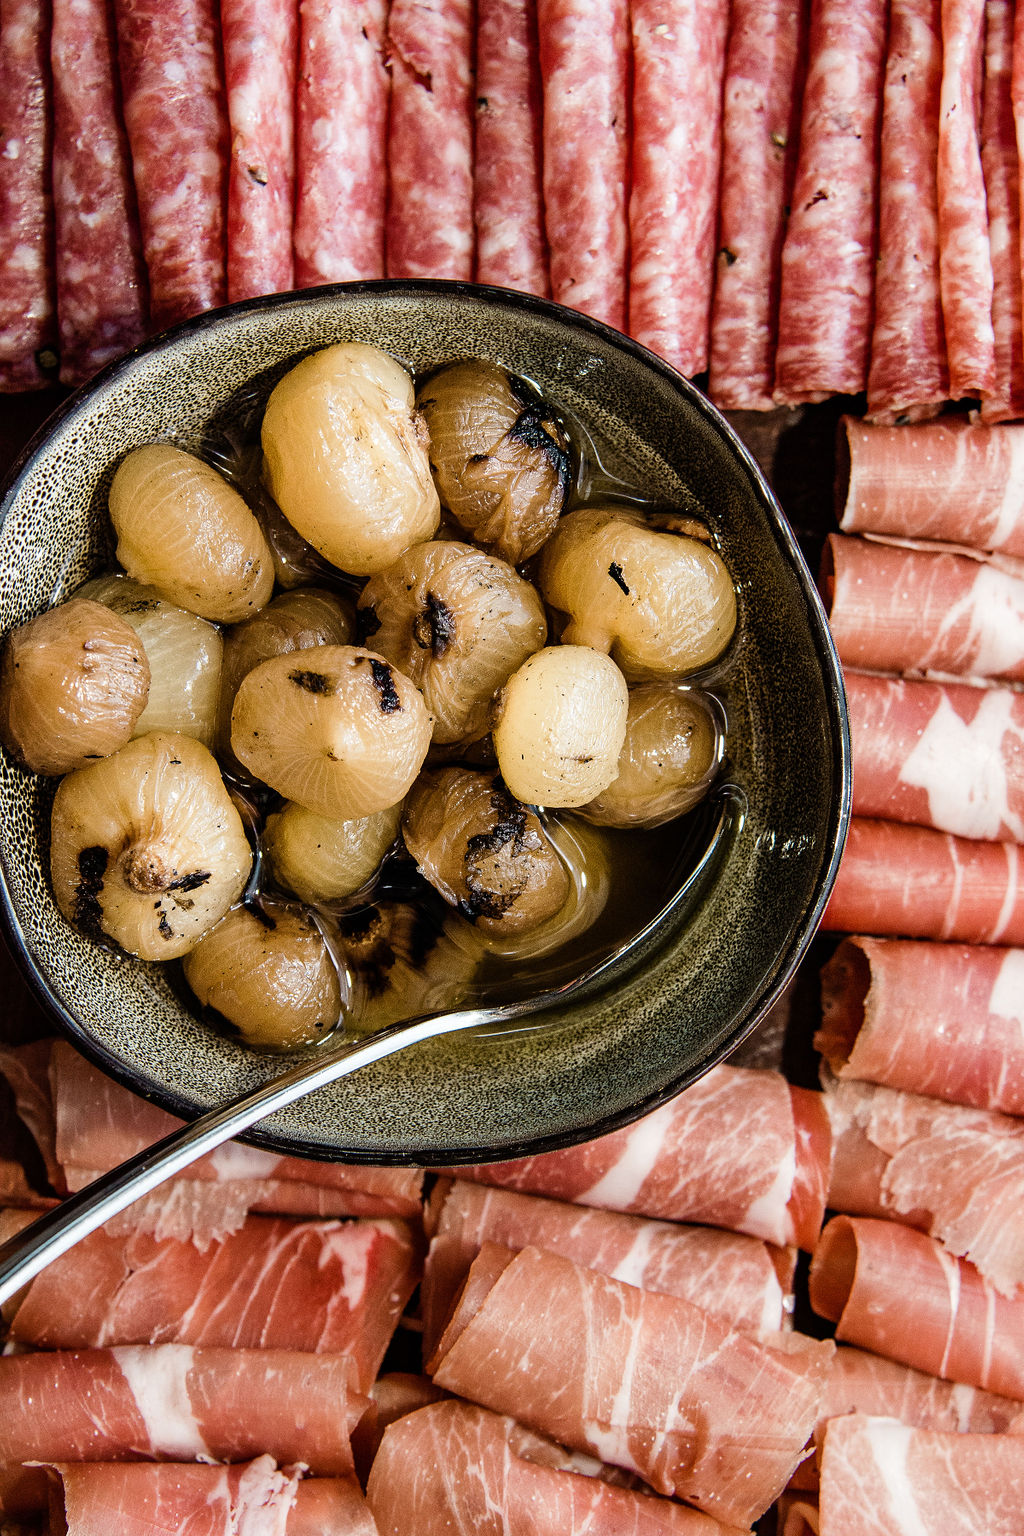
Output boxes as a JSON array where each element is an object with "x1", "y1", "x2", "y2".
[
  {"x1": 429, "y1": 1244, "x2": 832, "y2": 1527},
  {"x1": 5, "y1": 1214, "x2": 420, "y2": 1389},
  {"x1": 222, "y1": 0, "x2": 297, "y2": 300},
  {"x1": 421, "y1": 1178, "x2": 794, "y2": 1356},
  {"x1": 366, "y1": 1399, "x2": 742, "y2": 1536},
  {"x1": 866, "y1": 0, "x2": 948, "y2": 421},
  {"x1": 822, "y1": 1072, "x2": 1024, "y2": 1294},
  {"x1": 774, "y1": 0, "x2": 887, "y2": 403},
  {"x1": 293, "y1": 0, "x2": 388, "y2": 287},
  {"x1": 839, "y1": 416, "x2": 1024, "y2": 554},
  {"x1": 979, "y1": 0, "x2": 1024, "y2": 423},
  {"x1": 818, "y1": 1413, "x2": 1024, "y2": 1536},
  {"x1": 474, "y1": 0, "x2": 548, "y2": 294},
  {"x1": 809, "y1": 1214, "x2": 1024, "y2": 1399},
  {"x1": 707, "y1": 0, "x2": 804, "y2": 410},
  {"x1": 114, "y1": 0, "x2": 228, "y2": 330},
  {"x1": 818, "y1": 935, "x2": 1024, "y2": 1114},
  {"x1": 350, "y1": 1372, "x2": 448, "y2": 1482},
  {"x1": 820, "y1": 1344, "x2": 1024, "y2": 1439},
  {"x1": 0, "y1": 0, "x2": 56, "y2": 391},
  {"x1": 288, "y1": 1478, "x2": 379, "y2": 1536},
  {"x1": 385, "y1": 0, "x2": 474, "y2": 280},
  {"x1": 845, "y1": 671, "x2": 1024, "y2": 843},
  {"x1": 51, "y1": 0, "x2": 148, "y2": 385},
  {"x1": 822, "y1": 817, "x2": 1024, "y2": 943},
  {"x1": 628, "y1": 0, "x2": 729, "y2": 376},
  {"x1": 821, "y1": 534, "x2": 1024, "y2": 682},
  {"x1": 536, "y1": 0, "x2": 630, "y2": 329},
  {"x1": 0, "y1": 1345, "x2": 365, "y2": 1472},
  {"x1": 937, "y1": 0, "x2": 996, "y2": 399},
  {"x1": 447, "y1": 1064, "x2": 831, "y2": 1251}
]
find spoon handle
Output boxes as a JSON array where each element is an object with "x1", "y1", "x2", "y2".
[{"x1": 0, "y1": 1004, "x2": 496, "y2": 1307}]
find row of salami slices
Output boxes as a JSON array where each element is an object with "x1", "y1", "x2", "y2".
[
  {"x1": 3, "y1": 0, "x2": 1023, "y2": 421},
  {"x1": 2, "y1": 1025, "x2": 1024, "y2": 1533}
]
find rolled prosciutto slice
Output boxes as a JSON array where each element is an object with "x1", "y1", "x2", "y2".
[
  {"x1": 0, "y1": 1345, "x2": 364, "y2": 1472},
  {"x1": 474, "y1": 0, "x2": 548, "y2": 294},
  {"x1": 938, "y1": 0, "x2": 997, "y2": 399},
  {"x1": 839, "y1": 416, "x2": 1024, "y2": 553},
  {"x1": 385, "y1": 0, "x2": 473, "y2": 280},
  {"x1": 809, "y1": 1214, "x2": 1024, "y2": 1398},
  {"x1": 819, "y1": 1344, "x2": 1024, "y2": 1440},
  {"x1": 448, "y1": 1064, "x2": 830, "y2": 1251},
  {"x1": 422, "y1": 1178, "x2": 793, "y2": 1357},
  {"x1": 536, "y1": 0, "x2": 630, "y2": 328},
  {"x1": 222, "y1": 0, "x2": 296, "y2": 300},
  {"x1": 51, "y1": 0, "x2": 148, "y2": 385},
  {"x1": 845, "y1": 671, "x2": 1024, "y2": 843},
  {"x1": 6, "y1": 1214, "x2": 420, "y2": 1388},
  {"x1": 822, "y1": 817, "x2": 1024, "y2": 943},
  {"x1": 707, "y1": 0, "x2": 804, "y2": 409},
  {"x1": 773, "y1": 0, "x2": 887, "y2": 403},
  {"x1": 429, "y1": 1245, "x2": 832, "y2": 1527},
  {"x1": 288, "y1": 1478, "x2": 378, "y2": 1536},
  {"x1": 817, "y1": 935, "x2": 1024, "y2": 1114},
  {"x1": 294, "y1": 0, "x2": 388, "y2": 286},
  {"x1": 628, "y1": 0, "x2": 729, "y2": 375},
  {"x1": 822, "y1": 1071, "x2": 1024, "y2": 1294},
  {"x1": 866, "y1": 0, "x2": 948, "y2": 421},
  {"x1": 114, "y1": 0, "x2": 228, "y2": 329},
  {"x1": 821, "y1": 533, "x2": 1024, "y2": 681},
  {"x1": 0, "y1": 0, "x2": 56, "y2": 390},
  {"x1": 818, "y1": 1413, "x2": 1024, "y2": 1536},
  {"x1": 980, "y1": 0, "x2": 1024, "y2": 422},
  {"x1": 350, "y1": 1372, "x2": 448, "y2": 1482},
  {"x1": 366, "y1": 1399, "x2": 740, "y2": 1536},
  {"x1": 49, "y1": 1456, "x2": 303, "y2": 1534}
]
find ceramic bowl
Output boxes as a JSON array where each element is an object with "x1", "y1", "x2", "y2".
[{"x1": 0, "y1": 281, "x2": 850, "y2": 1163}]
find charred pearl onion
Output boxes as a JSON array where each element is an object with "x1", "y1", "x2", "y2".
[
  {"x1": 261, "y1": 342, "x2": 440, "y2": 575},
  {"x1": 263, "y1": 799, "x2": 403, "y2": 905},
  {"x1": 78, "y1": 574, "x2": 222, "y2": 749},
  {"x1": 49, "y1": 731, "x2": 252, "y2": 960},
  {"x1": 183, "y1": 904, "x2": 342, "y2": 1051},
  {"x1": 358, "y1": 540, "x2": 547, "y2": 745},
  {"x1": 492, "y1": 645, "x2": 628, "y2": 808},
  {"x1": 230, "y1": 645, "x2": 433, "y2": 820},
  {"x1": 416, "y1": 360, "x2": 570, "y2": 564},
  {"x1": 108, "y1": 443, "x2": 275, "y2": 623},
  {"x1": 538, "y1": 505, "x2": 737, "y2": 678},
  {"x1": 403, "y1": 768, "x2": 570, "y2": 936},
  {"x1": 580, "y1": 684, "x2": 721, "y2": 828},
  {"x1": 216, "y1": 587, "x2": 355, "y2": 757},
  {"x1": 0, "y1": 598, "x2": 150, "y2": 775}
]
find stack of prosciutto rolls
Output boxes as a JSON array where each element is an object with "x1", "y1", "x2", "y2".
[{"x1": 2, "y1": 0, "x2": 1024, "y2": 422}]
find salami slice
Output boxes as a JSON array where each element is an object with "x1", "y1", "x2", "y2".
[
  {"x1": 845, "y1": 670, "x2": 1024, "y2": 842},
  {"x1": 809, "y1": 1214, "x2": 1024, "y2": 1397},
  {"x1": 0, "y1": 0, "x2": 56, "y2": 390},
  {"x1": 114, "y1": 0, "x2": 228, "y2": 329},
  {"x1": 474, "y1": 0, "x2": 548, "y2": 294},
  {"x1": 938, "y1": 0, "x2": 996, "y2": 398},
  {"x1": 979, "y1": 0, "x2": 1024, "y2": 421},
  {"x1": 536, "y1": 0, "x2": 630, "y2": 328},
  {"x1": 839, "y1": 415, "x2": 1024, "y2": 553},
  {"x1": 222, "y1": 0, "x2": 297, "y2": 300},
  {"x1": 818, "y1": 935, "x2": 1024, "y2": 1114},
  {"x1": 822, "y1": 533, "x2": 1024, "y2": 680},
  {"x1": 385, "y1": 0, "x2": 474, "y2": 280},
  {"x1": 294, "y1": 0, "x2": 388, "y2": 287},
  {"x1": 51, "y1": 0, "x2": 148, "y2": 385},
  {"x1": 707, "y1": 0, "x2": 805, "y2": 410},
  {"x1": 774, "y1": 0, "x2": 887, "y2": 403},
  {"x1": 821, "y1": 817, "x2": 1024, "y2": 944},
  {"x1": 866, "y1": 0, "x2": 949, "y2": 421},
  {"x1": 628, "y1": 0, "x2": 730, "y2": 375}
]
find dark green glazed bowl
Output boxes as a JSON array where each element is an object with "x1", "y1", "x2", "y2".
[{"x1": 0, "y1": 281, "x2": 850, "y2": 1163}]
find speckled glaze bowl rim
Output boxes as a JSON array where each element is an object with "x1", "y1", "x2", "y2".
[{"x1": 0, "y1": 279, "x2": 852, "y2": 1162}]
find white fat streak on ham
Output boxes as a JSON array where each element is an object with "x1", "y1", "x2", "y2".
[
  {"x1": 576, "y1": 1102, "x2": 674, "y2": 1211},
  {"x1": 858, "y1": 1418, "x2": 934, "y2": 1536},
  {"x1": 235, "y1": 1456, "x2": 302, "y2": 1534},
  {"x1": 110, "y1": 1344, "x2": 214, "y2": 1461},
  {"x1": 931, "y1": 563, "x2": 1024, "y2": 675},
  {"x1": 899, "y1": 686, "x2": 1024, "y2": 840},
  {"x1": 989, "y1": 952, "x2": 1024, "y2": 1107},
  {"x1": 207, "y1": 1142, "x2": 282, "y2": 1180}
]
